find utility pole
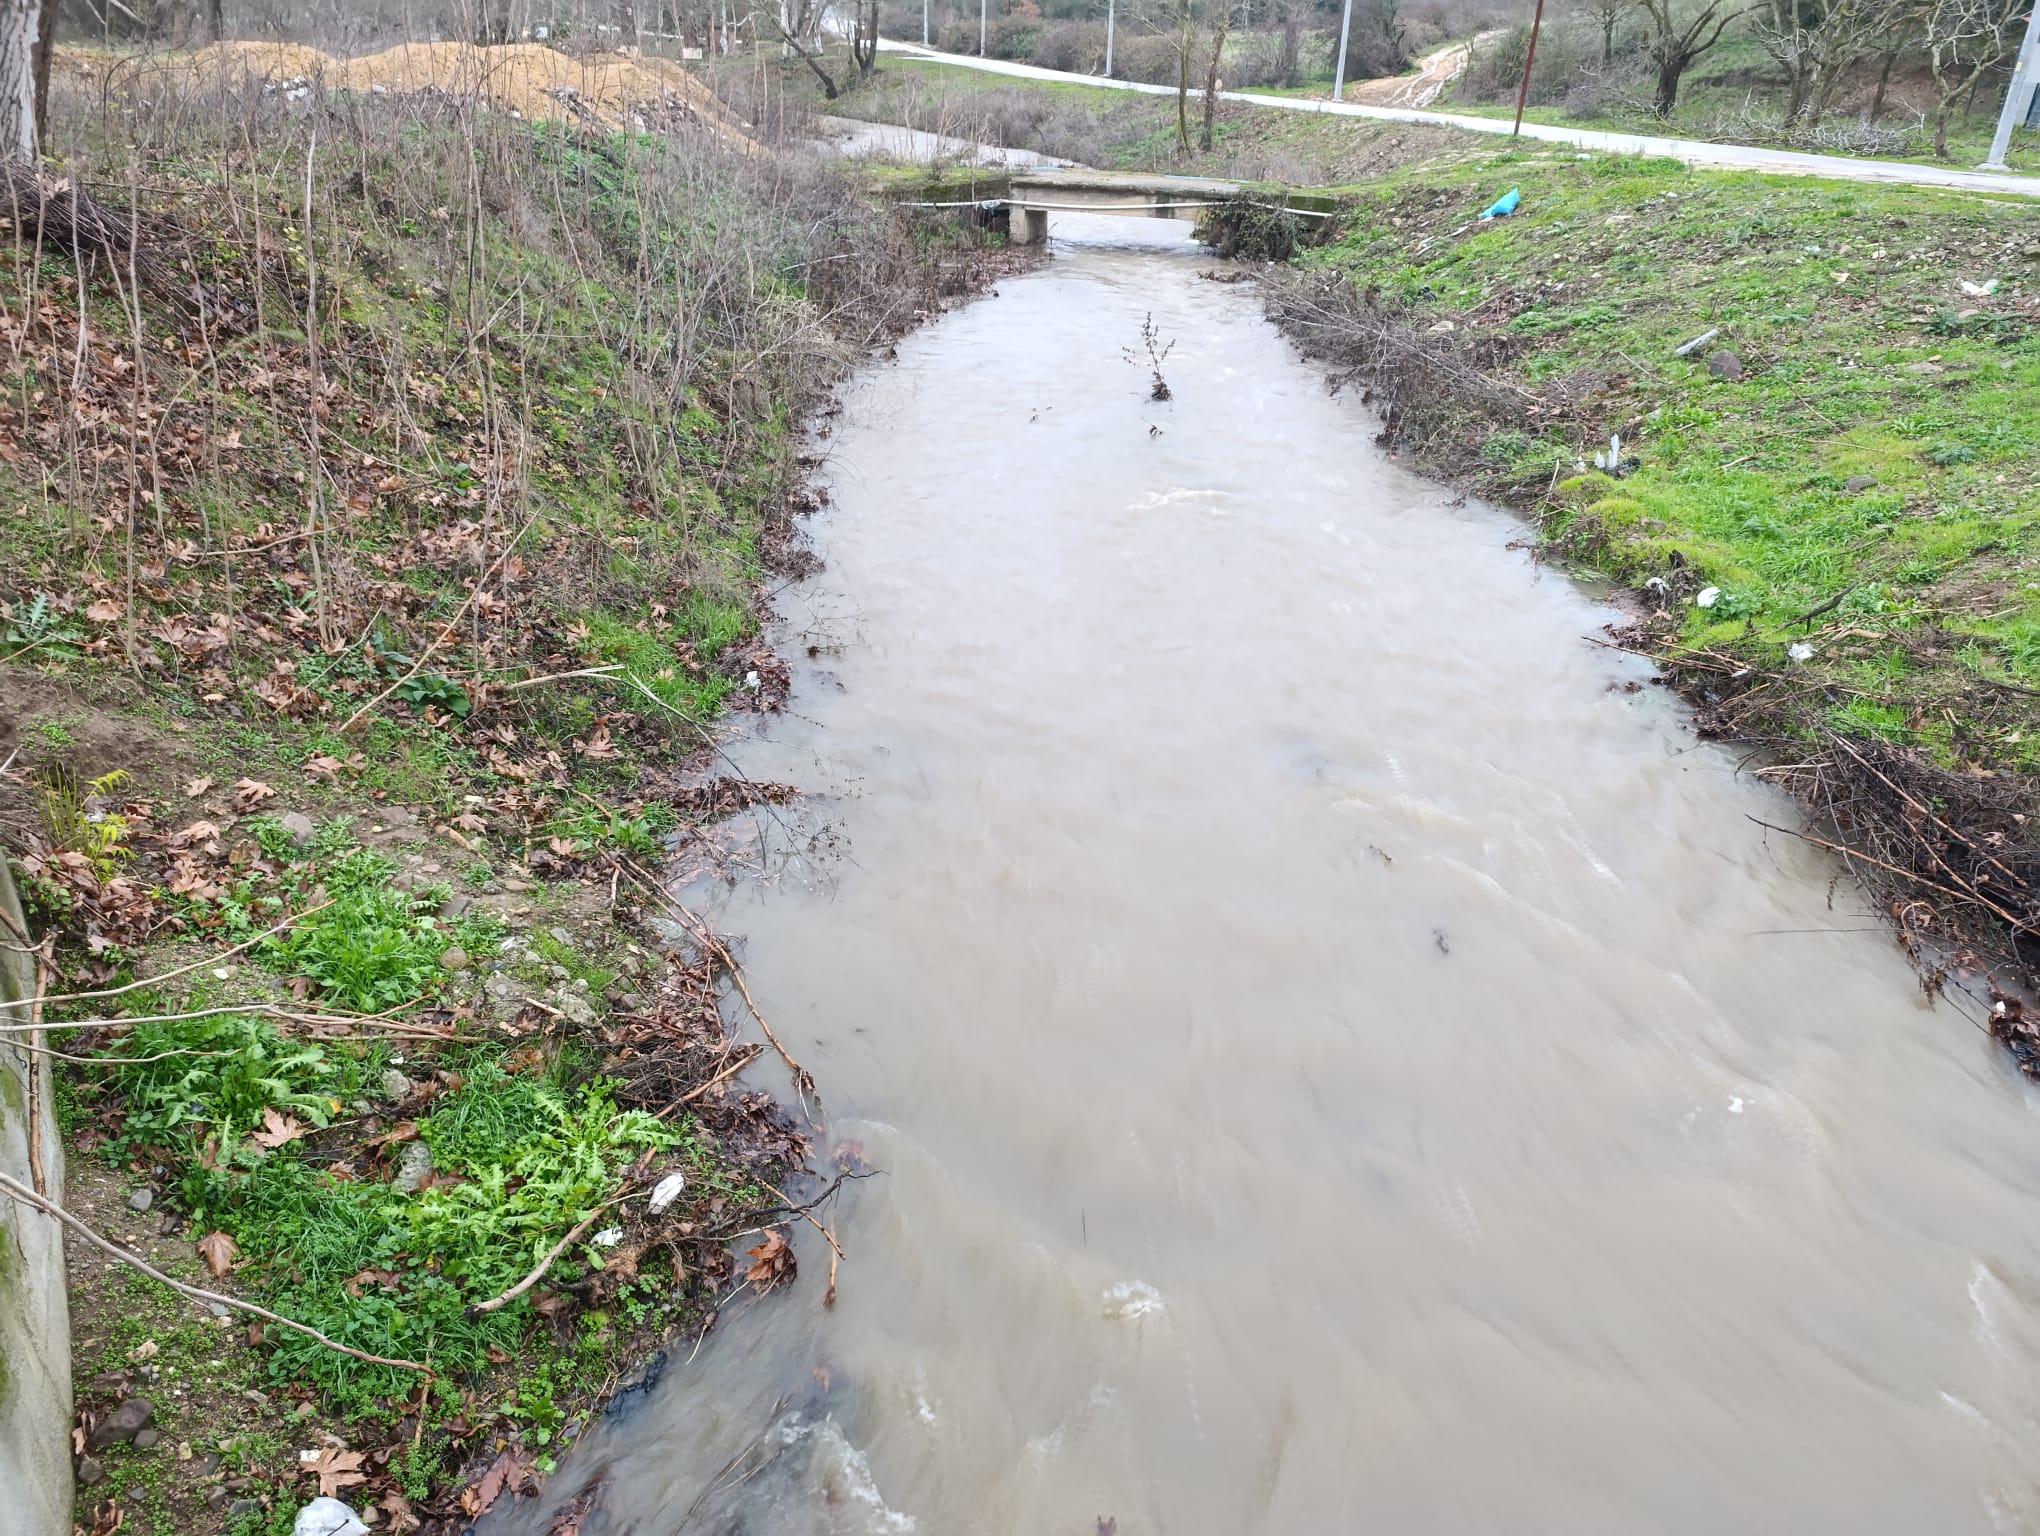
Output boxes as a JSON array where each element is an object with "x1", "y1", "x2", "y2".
[
  {"x1": 1512, "y1": 0, "x2": 1547, "y2": 135},
  {"x1": 923, "y1": 0, "x2": 930, "y2": 44},
  {"x1": 980, "y1": 0, "x2": 987, "y2": 53},
  {"x1": 1332, "y1": 0, "x2": 1351, "y2": 99},
  {"x1": 1981, "y1": 0, "x2": 2040, "y2": 170},
  {"x1": 1106, "y1": 0, "x2": 1115, "y2": 74}
]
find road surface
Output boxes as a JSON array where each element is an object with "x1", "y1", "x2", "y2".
[{"x1": 874, "y1": 39, "x2": 2040, "y2": 199}]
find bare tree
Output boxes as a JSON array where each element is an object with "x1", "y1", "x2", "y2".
[
  {"x1": 1199, "y1": 0, "x2": 1232, "y2": 149},
  {"x1": 1921, "y1": 0, "x2": 2026, "y2": 154},
  {"x1": 1635, "y1": 0, "x2": 1754, "y2": 115},
  {"x1": 1754, "y1": 0, "x2": 1823, "y2": 122},
  {"x1": 1579, "y1": 0, "x2": 1627, "y2": 62},
  {"x1": 851, "y1": 0, "x2": 879, "y2": 79}
]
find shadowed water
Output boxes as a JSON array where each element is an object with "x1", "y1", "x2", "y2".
[{"x1": 494, "y1": 214, "x2": 2040, "y2": 1536}]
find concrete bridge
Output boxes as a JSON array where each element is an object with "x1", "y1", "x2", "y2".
[{"x1": 995, "y1": 170, "x2": 1337, "y2": 243}]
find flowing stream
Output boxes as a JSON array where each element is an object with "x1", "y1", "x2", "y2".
[{"x1": 501, "y1": 214, "x2": 2040, "y2": 1534}]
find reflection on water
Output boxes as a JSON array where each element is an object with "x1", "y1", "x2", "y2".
[{"x1": 494, "y1": 215, "x2": 2040, "y2": 1535}]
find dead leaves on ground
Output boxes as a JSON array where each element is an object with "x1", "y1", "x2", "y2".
[
  {"x1": 459, "y1": 1448, "x2": 540, "y2": 1518},
  {"x1": 249, "y1": 1106, "x2": 309, "y2": 1150},
  {"x1": 302, "y1": 1446, "x2": 368, "y2": 1498},
  {"x1": 195, "y1": 1229, "x2": 238, "y2": 1278}
]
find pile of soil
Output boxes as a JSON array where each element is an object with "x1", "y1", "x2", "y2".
[{"x1": 118, "y1": 40, "x2": 762, "y2": 149}]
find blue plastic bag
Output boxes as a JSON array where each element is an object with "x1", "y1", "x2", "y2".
[{"x1": 1478, "y1": 187, "x2": 1521, "y2": 221}]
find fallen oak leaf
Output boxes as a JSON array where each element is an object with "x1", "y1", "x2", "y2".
[{"x1": 195, "y1": 1230, "x2": 238, "y2": 1278}]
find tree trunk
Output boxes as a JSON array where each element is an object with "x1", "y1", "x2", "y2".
[
  {"x1": 1175, "y1": 0, "x2": 1193, "y2": 154},
  {"x1": 1653, "y1": 55, "x2": 1684, "y2": 115},
  {"x1": 1278, "y1": 15, "x2": 1300, "y2": 84},
  {"x1": 1200, "y1": 3, "x2": 1229, "y2": 151},
  {"x1": 1602, "y1": 10, "x2": 1616, "y2": 64},
  {"x1": 0, "y1": 0, "x2": 40, "y2": 161},
  {"x1": 1869, "y1": 40, "x2": 1896, "y2": 118},
  {"x1": 31, "y1": 0, "x2": 53, "y2": 146},
  {"x1": 1934, "y1": 93, "x2": 1953, "y2": 155},
  {"x1": 206, "y1": 0, "x2": 222, "y2": 41}
]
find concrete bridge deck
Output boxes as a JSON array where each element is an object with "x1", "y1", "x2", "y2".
[{"x1": 1001, "y1": 169, "x2": 1336, "y2": 243}]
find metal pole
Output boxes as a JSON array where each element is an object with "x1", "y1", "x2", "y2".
[
  {"x1": 924, "y1": 0, "x2": 930, "y2": 46},
  {"x1": 1981, "y1": 0, "x2": 2040, "y2": 169},
  {"x1": 1332, "y1": 0, "x2": 1352, "y2": 100},
  {"x1": 1106, "y1": 0, "x2": 1115, "y2": 75},
  {"x1": 980, "y1": 0, "x2": 987, "y2": 54},
  {"x1": 1512, "y1": 0, "x2": 1546, "y2": 135}
]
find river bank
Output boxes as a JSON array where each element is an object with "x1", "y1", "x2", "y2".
[{"x1": 0, "y1": 59, "x2": 1023, "y2": 1535}]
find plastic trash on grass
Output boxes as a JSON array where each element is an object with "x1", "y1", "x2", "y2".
[
  {"x1": 1478, "y1": 187, "x2": 1521, "y2": 221},
  {"x1": 295, "y1": 1499, "x2": 369, "y2": 1536}
]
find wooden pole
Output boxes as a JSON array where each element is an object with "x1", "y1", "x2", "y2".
[{"x1": 1512, "y1": 0, "x2": 1546, "y2": 135}]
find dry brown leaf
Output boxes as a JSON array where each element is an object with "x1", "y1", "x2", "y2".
[
  {"x1": 744, "y1": 1229, "x2": 794, "y2": 1291},
  {"x1": 196, "y1": 1230, "x2": 238, "y2": 1278},
  {"x1": 231, "y1": 778, "x2": 276, "y2": 810},
  {"x1": 303, "y1": 1446, "x2": 367, "y2": 1499},
  {"x1": 184, "y1": 776, "x2": 215, "y2": 798},
  {"x1": 84, "y1": 598, "x2": 122, "y2": 622},
  {"x1": 249, "y1": 1107, "x2": 308, "y2": 1150},
  {"x1": 380, "y1": 1493, "x2": 422, "y2": 1534}
]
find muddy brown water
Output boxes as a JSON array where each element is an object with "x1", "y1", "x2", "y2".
[{"x1": 497, "y1": 215, "x2": 2040, "y2": 1535}]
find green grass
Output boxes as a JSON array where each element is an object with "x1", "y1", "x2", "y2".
[{"x1": 1290, "y1": 149, "x2": 2040, "y2": 763}]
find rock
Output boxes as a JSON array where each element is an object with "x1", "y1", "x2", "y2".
[
  {"x1": 88, "y1": 1399, "x2": 155, "y2": 1450},
  {"x1": 439, "y1": 945, "x2": 470, "y2": 972},
  {"x1": 548, "y1": 926, "x2": 573, "y2": 947},
  {"x1": 437, "y1": 894, "x2": 472, "y2": 921},
  {"x1": 1706, "y1": 349, "x2": 1743, "y2": 380},
  {"x1": 126, "y1": 1485, "x2": 146, "y2": 1503},
  {"x1": 229, "y1": 1498, "x2": 264, "y2": 1520},
  {"x1": 76, "y1": 1457, "x2": 106, "y2": 1487},
  {"x1": 126, "y1": 1188, "x2": 154, "y2": 1213},
  {"x1": 503, "y1": 878, "x2": 533, "y2": 892},
  {"x1": 554, "y1": 990, "x2": 598, "y2": 1027},
  {"x1": 205, "y1": 1488, "x2": 230, "y2": 1512},
  {"x1": 393, "y1": 1141, "x2": 435, "y2": 1195},
  {"x1": 157, "y1": 1212, "x2": 185, "y2": 1236},
  {"x1": 191, "y1": 1453, "x2": 221, "y2": 1478},
  {"x1": 295, "y1": 1400, "x2": 316, "y2": 1418},
  {"x1": 243, "y1": 1389, "x2": 270, "y2": 1405},
  {"x1": 2023, "y1": 243, "x2": 2040, "y2": 259},
  {"x1": 134, "y1": 1428, "x2": 162, "y2": 1450},
  {"x1": 1904, "y1": 360, "x2": 1945, "y2": 374},
  {"x1": 277, "y1": 810, "x2": 318, "y2": 846},
  {"x1": 1844, "y1": 475, "x2": 1879, "y2": 494},
  {"x1": 379, "y1": 1069, "x2": 414, "y2": 1101}
]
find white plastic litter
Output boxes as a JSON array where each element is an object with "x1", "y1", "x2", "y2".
[
  {"x1": 1696, "y1": 586, "x2": 1721, "y2": 608},
  {"x1": 648, "y1": 1171, "x2": 687, "y2": 1214},
  {"x1": 1788, "y1": 641, "x2": 1816, "y2": 663},
  {"x1": 294, "y1": 1498, "x2": 368, "y2": 1536},
  {"x1": 1959, "y1": 279, "x2": 1999, "y2": 297},
  {"x1": 593, "y1": 1227, "x2": 623, "y2": 1247}
]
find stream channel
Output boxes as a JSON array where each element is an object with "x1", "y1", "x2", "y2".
[{"x1": 500, "y1": 213, "x2": 2040, "y2": 1533}]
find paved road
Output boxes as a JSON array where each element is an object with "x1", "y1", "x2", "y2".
[{"x1": 875, "y1": 39, "x2": 2040, "y2": 200}]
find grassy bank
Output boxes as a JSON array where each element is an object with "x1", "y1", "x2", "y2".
[{"x1": 0, "y1": 57, "x2": 1012, "y2": 1536}]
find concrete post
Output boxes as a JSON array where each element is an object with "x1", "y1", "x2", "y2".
[
  {"x1": 0, "y1": 855, "x2": 70, "y2": 1536},
  {"x1": 1010, "y1": 205, "x2": 1049, "y2": 243}
]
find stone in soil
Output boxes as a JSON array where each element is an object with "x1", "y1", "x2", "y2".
[
  {"x1": 440, "y1": 945, "x2": 470, "y2": 971},
  {"x1": 133, "y1": 1428, "x2": 161, "y2": 1449},
  {"x1": 1706, "y1": 349, "x2": 1743, "y2": 380},
  {"x1": 379, "y1": 1068, "x2": 414, "y2": 1100},
  {"x1": 76, "y1": 1456, "x2": 106, "y2": 1486},
  {"x1": 126, "y1": 1188, "x2": 154, "y2": 1212},
  {"x1": 394, "y1": 1141, "x2": 435, "y2": 1194},
  {"x1": 277, "y1": 810, "x2": 317, "y2": 845},
  {"x1": 1844, "y1": 475, "x2": 1879, "y2": 493},
  {"x1": 87, "y1": 1398, "x2": 154, "y2": 1449}
]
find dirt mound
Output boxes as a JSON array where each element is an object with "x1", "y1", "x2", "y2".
[{"x1": 173, "y1": 39, "x2": 760, "y2": 150}]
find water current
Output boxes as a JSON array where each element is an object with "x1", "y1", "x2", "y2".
[{"x1": 498, "y1": 213, "x2": 2040, "y2": 1535}]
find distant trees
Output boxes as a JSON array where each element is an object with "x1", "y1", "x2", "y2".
[{"x1": 1920, "y1": 0, "x2": 2030, "y2": 154}]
